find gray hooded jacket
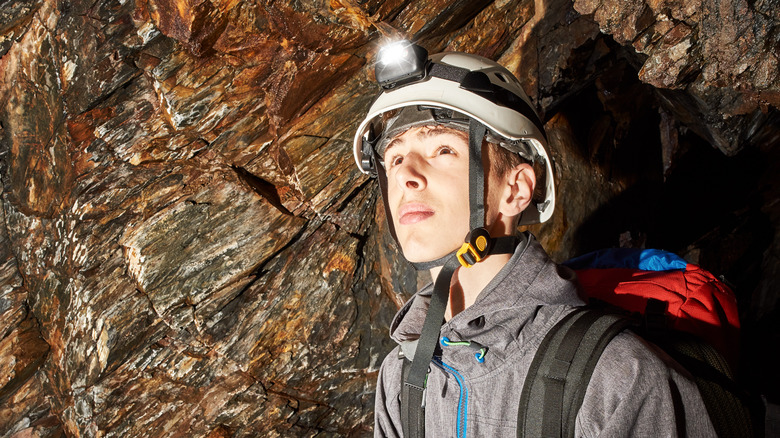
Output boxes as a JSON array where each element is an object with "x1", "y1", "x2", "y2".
[{"x1": 374, "y1": 234, "x2": 716, "y2": 437}]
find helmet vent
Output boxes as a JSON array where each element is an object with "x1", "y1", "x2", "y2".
[{"x1": 494, "y1": 73, "x2": 509, "y2": 83}]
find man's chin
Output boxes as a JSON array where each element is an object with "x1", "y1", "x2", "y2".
[{"x1": 397, "y1": 230, "x2": 465, "y2": 264}]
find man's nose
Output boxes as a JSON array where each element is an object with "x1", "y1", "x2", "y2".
[{"x1": 394, "y1": 154, "x2": 427, "y2": 191}]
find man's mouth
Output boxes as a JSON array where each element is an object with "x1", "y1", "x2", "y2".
[{"x1": 398, "y1": 203, "x2": 435, "y2": 225}]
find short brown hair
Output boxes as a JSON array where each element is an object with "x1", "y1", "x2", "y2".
[{"x1": 486, "y1": 142, "x2": 546, "y2": 204}]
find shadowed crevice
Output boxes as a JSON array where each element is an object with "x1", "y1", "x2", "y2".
[{"x1": 231, "y1": 165, "x2": 293, "y2": 216}]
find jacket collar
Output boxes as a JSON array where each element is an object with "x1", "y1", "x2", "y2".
[{"x1": 389, "y1": 233, "x2": 584, "y2": 351}]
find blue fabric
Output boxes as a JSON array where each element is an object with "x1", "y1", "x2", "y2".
[{"x1": 562, "y1": 248, "x2": 688, "y2": 272}]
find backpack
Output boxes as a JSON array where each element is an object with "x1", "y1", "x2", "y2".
[{"x1": 517, "y1": 248, "x2": 755, "y2": 437}]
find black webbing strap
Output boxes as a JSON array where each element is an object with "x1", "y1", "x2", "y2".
[
  {"x1": 517, "y1": 308, "x2": 631, "y2": 438},
  {"x1": 372, "y1": 147, "x2": 399, "y2": 246},
  {"x1": 411, "y1": 251, "x2": 456, "y2": 271},
  {"x1": 492, "y1": 235, "x2": 520, "y2": 255},
  {"x1": 468, "y1": 119, "x2": 486, "y2": 231},
  {"x1": 400, "y1": 355, "x2": 424, "y2": 436},
  {"x1": 401, "y1": 256, "x2": 460, "y2": 438},
  {"x1": 429, "y1": 63, "x2": 468, "y2": 82},
  {"x1": 428, "y1": 63, "x2": 547, "y2": 141}
]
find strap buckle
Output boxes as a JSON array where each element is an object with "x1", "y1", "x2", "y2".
[{"x1": 456, "y1": 228, "x2": 492, "y2": 268}]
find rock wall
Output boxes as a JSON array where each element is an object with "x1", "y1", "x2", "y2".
[{"x1": 0, "y1": 0, "x2": 777, "y2": 436}]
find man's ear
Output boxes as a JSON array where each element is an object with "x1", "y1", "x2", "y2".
[{"x1": 498, "y1": 163, "x2": 536, "y2": 217}]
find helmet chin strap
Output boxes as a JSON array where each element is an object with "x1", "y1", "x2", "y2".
[{"x1": 467, "y1": 119, "x2": 487, "y2": 231}]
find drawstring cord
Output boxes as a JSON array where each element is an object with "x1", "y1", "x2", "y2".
[{"x1": 440, "y1": 337, "x2": 488, "y2": 363}]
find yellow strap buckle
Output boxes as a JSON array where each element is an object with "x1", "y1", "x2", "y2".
[{"x1": 456, "y1": 228, "x2": 492, "y2": 268}]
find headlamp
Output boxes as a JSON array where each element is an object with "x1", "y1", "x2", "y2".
[{"x1": 375, "y1": 41, "x2": 429, "y2": 90}]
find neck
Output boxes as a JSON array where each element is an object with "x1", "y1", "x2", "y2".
[{"x1": 429, "y1": 251, "x2": 513, "y2": 321}]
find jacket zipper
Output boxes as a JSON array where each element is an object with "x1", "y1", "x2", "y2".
[{"x1": 433, "y1": 358, "x2": 468, "y2": 438}]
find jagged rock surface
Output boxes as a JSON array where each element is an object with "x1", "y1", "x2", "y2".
[
  {"x1": 573, "y1": 0, "x2": 779, "y2": 155},
  {"x1": 0, "y1": 0, "x2": 777, "y2": 436}
]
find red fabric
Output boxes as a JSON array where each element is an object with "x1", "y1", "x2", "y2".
[{"x1": 575, "y1": 264, "x2": 740, "y2": 368}]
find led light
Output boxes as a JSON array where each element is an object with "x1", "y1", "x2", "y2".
[
  {"x1": 375, "y1": 40, "x2": 429, "y2": 90},
  {"x1": 379, "y1": 41, "x2": 411, "y2": 66}
]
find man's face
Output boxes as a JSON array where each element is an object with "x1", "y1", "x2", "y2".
[{"x1": 383, "y1": 125, "x2": 471, "y2": 263}]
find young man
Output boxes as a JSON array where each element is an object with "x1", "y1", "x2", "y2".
[{"x1": 353, "y1": 42, "x2": 715, "y2": 437}]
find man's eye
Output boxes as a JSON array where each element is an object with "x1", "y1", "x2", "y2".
[
  {"x1": 436, "y1": 146, "x2": 454, "y2": 155},
  {"x1": 388, "y1": 155, "x2": 403, "y2": 167}
]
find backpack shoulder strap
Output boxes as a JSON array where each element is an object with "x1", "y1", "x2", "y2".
[
  {"x1": 517, "y1": 307, "x2": 631, "y2": 438},
  {"x1": 400, "y1": 356, "x2": 426, "y2": 437}
]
